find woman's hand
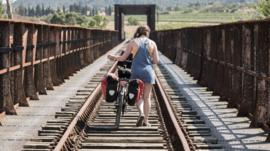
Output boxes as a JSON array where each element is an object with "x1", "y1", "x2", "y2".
[{"x1": 108, "y1": 54, "x2": 117, "y2": 61}]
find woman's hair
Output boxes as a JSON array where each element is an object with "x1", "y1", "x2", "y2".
[{"x1": 133, "y1": 26, "x2": 150, "y2": 38}]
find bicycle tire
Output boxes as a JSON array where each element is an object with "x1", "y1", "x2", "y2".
[{"x1": 115, "y1": 93, "x2": 124, "y2": 128}]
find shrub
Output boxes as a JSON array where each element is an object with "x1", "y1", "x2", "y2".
[
  {"x1": 48, "y1": 12, "x2": 108, "y2": 29},
  {"x1": 127, "y1": 17, "x2": 139, "y2": 26},
  {"x1": 257, "y1": 0, "x2": 270, "y2": 17},
  {"x1": 92, "y1": 15, "x2": 108, "y2": 28},
  {"x1": 50, "y1": 12, "x2": 65, "y2": 24}
]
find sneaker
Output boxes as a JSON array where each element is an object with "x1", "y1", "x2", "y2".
[
  {"x1": 143, "y1": 122, "x2": 151, "y2": 127},
  {"x1": 136, "y1": 116, "x2": 144, "y2": 127}
]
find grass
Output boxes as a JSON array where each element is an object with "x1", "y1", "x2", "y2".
[
  {"x1": 157, "y1": 22, "x2": 215, "y2": 30},
  {"x1": 106, "y1": 4, "x2": 260, "y2": 31}
]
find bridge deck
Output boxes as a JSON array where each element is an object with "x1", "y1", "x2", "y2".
[
  {"x1": 0, "y1": 43, "x2": 123, "y2": 151},
  {"x1": 0, "y1": 42, "x2": 270, "y2": 150},
  {"x1": 159, "y1": 53, "x2": 270, "y2": 150}
]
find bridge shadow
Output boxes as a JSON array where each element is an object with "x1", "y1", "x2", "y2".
[{"x1": 158, "y1": 54, "x2": 270, "y2": 151}]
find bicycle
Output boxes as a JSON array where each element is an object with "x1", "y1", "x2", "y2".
[
  {"x1": 114, "y1": 60, "x2": 132, "y2": 128},
  {"x1": 97, "y1": 65, "x2": 130, "y2": 130}
]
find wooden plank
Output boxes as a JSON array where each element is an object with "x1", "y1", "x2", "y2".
[
  {"x1": 85, "y1": 137, "x2": 164, "y2": 143},
  {"x1": 87, "y1": 133, "x2": 161, "y2": 137},
  {"x1": 82, "y1": 143, "x2": 165, "y2": 149},
  {"x1": 80, "y1": 149, "x2": 167, "y2": 151}
]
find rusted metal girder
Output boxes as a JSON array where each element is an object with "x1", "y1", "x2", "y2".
[
  {"x1": 24, "y1": 24, "x2": 38, "y2": 100},
  {"x1": 115, "y1": 4, "x2": 156, "y2": 40},
  {"x1": 0, "y1": 22, "x2": 16, "y2": 114},
  {"x1": 0, "y1": 19, "x2": 120, "y2": 116},
  {"x1": 151, "y1": 18, "x2": 270, "y2": 140}
]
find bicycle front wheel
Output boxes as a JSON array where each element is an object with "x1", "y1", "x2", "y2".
[{"x1": 115, "y1": 94, "x2": 124, "y2": 128}]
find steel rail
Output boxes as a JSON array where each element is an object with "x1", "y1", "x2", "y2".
[
  {"x1": 154, "y1": 75, "x2": 191, "y2": 151},
  {"x1": 53, "y1": 62, "x2": 117, "y2": 151}
]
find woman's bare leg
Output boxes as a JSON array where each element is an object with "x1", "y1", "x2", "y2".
[
  {"x1": 143, "y1": 83, "x2": 152, "y2": 124},
  {"x1": 136, "y1": 97, "x2": 144, "y2": 127},
  {"x1": 136, "y1": 99, "x2": 144, "y2": 117}
]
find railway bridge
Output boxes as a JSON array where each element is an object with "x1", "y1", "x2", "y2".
[{"x1": 0, "y1": 4, "x2": 270, "y2": 151}]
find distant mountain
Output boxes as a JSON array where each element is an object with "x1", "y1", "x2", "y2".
[{"x1": 13, "y1": 0, "x2": 257, "y2": 9}]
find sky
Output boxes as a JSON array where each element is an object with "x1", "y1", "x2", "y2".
[{"x1": 2, "y1": 0, "x2": 17, "y2": 4}]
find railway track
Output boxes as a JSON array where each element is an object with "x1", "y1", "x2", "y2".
[
  {"x1": 155, "y1": 64, "x2": 223, "y2": 150},
  {"x1": 81, "y1": 93, "x2": 171, "y2": 150},
  {"x1": 22, "y1": 60, "x2": 116, "y2": 151},
  {"x1": 22, "y1": 56, "x2": 224, "y2": 151}
]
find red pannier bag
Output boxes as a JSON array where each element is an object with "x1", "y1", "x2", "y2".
[
  {"x1": 101, "y1": 73, "x2": 119, "y2": 102},
  {"x1": 126, "y1": 79, "x2": 144, "y2": 106}
]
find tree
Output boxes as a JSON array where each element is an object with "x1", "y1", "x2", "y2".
[
  {"x1": 92, "y1": 15, "x2": 108, "y2": 28},
  {"x1": 50, "y1": 12, "x2": 65, "y2": 24},
  {"x1": 88, "y1": 18, "x2": 96, "y2": 27},
  {"x1": 257, "y1": 0, "x2": 270, "y2": 17},
  {"x1": 0, "y1": 1, "x2": 4, "y2": 18},
  {"x1": 65, "y1": 12, "x2": 78, "y2": 25},
  {"x1": 81, "y1": 6, "x2": 88, "y2": 15},
  {"x1": 6, "y1": 0, "x2": 13, "y2": 19},
  {"x1": 35, "y1": 4, "x2": 41, "y2": 16},
  {"x1": 41, "y1": 4, "x2": 45, "y2": 16},
  {"x1": 108, "y1": 6, "x2": 112, "y2": 16},
  {"x1": 92, "y1": 7, "x2": 98, "y2": 16},
  {"x1": 105, "y1": 6, "x2": 112, "y2": 16},
  {"x1": 16, "y1": 5, "x2": 26, "y2": 16},
  {"x1": 174, "y1": 6, "x2": 181, "y2": 11},
  {"x1": 62, "y1": 5, "x2": 66, "y2": 13},
  {"x1": 45, "y1": 7, "x2": 53, "y2": 15},
  {"x1": 166, "y1": 6, "x2": 172, "y2": 11},
  {"x1": 27, "y1": 7, "x2": 35, "y2": 16},
  {"x1": 47, "y1": 11, "x2": 108, "y2": 29}
]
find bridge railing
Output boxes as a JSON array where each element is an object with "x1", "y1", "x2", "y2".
[
  {"x1": 152, "y1": 19, "x2": 270, "y2": 135},
  {"x1": 0, "y1": 20, "x2": 119, "y2": 115}
]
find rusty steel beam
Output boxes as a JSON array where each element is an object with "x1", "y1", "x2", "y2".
[
  {"x1": 35, "y1": 25, "x2": 46, "y2": 95},
  {"x1": 43, "y1": 26, "x2": 54, "y2": 90},
  {"x1": 0, "y1": 20, "x2": 119, "y2": 115},
  {"x1": 13, "y1": 23, "x2": 28, "y2": 106},
  {"x1": 0, "y1": 22, "x2": 16, "y2": 115},
  {"x1": 152, "y1": 19, "x2": 270, "y2": 140},
  {"x1": 115, "y1": 4, "x2": 155, "y2": 40},
  {"x1": 24, "y1": 24, "x2": 38, "y2": 100}
]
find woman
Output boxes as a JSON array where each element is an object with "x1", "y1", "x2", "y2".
[{"x1": 108, "y1": 26, "x2": 159, "y2": 127}]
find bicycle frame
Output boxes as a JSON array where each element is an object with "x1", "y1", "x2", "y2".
[{"x1": 115, "y1": 79, "x2": 129, "y2": 128}]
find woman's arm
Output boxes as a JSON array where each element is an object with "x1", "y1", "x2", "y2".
[
  {"x1": 151, "y1": 42, "x2": 159, "y2": 64},
  {"x1": 108, "y1": 41, "x2": 136, "y2": 61}
]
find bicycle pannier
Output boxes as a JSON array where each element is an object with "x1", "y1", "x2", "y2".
[
  {"x1": 101, "y1": 74, "x2": 118, "y2": 102},
  {"x1": 126, "y1": 79, "x2": 144, "y2": 106}
]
